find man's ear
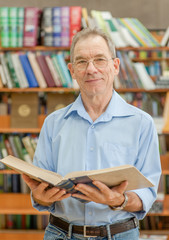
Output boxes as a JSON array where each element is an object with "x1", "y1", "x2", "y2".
[
  {"x1": 113, "y1": 58, "x2": 120, "y2": 75},
  {"x1": 67, "y1": 63, "x2": 75, "y2": 78}
]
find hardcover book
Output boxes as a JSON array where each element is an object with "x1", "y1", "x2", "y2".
[{"x1": 1, "y1": 155, "x2": 154, "y2": 197}]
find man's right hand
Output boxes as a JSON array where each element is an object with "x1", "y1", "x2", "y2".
[{"x1": 22, "y1": 174, "x2": 71, "y2": 206}]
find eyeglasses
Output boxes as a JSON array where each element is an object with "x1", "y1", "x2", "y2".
[{"x1": 73, "y1": 58, "x2": 114, "y2": 71}]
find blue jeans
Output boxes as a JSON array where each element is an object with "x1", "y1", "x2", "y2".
[{"x1": 43, "y1": 223, "x2": 140, "y2": 240}]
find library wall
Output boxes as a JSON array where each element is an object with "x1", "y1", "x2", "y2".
[{"x1": 0, "y1": 0, "x2": 169, "y2": 30}]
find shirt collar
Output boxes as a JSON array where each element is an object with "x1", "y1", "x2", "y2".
[{"x1": 65, "y1": 90, "x2": 135, "y2": 121}]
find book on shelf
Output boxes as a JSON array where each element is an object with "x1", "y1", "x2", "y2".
[
  {"x1": 23, "y1": 7, "x2": 42, "y2": 47},
  {"x1": 69, "y1": 6, "x2": 82, "y2": 45},
  {"x1": 17, "y1": 7, "x2": 24, "y2": 47},
  {"x1": 161, "y1": 26, "x2": 169, "y2": 46},
  {"x1": 27, "y1": 52, "x2": 47, "y2": 88},
  {"x1": 8, "y1": 7, "x2": 18, "y2": 47},
  {"x1": 10, "y1": 92, "x2": 38, "y2": 128},
  {"x1": 47, "y1": 92, "x2": 75, "y2": 114},
  {"x1": 19, "y1": 54, "x2": 39, "y2": 88},
  {"x1": 41, "y1": 7, "x2": 53, "y2": 46},
  {"x1": 1, "y1": 155, "x2": 154, "y2": 202},
  {"x1": 0, "y1": 7, "x2": 9, "y2": 47},
  {"x1": 60, "y1": 6, "x2": 70, "y2": 47},
  {"x1": 52, "y1": 7, "x2": 62, "y2": 47},
  {"x1": 36, "y1": 54, "x2": 56, "y2": 87}
]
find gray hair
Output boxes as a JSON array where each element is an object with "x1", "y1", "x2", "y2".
[{"x1": 70, "y1": 27, "x2": 116, "y2": 63}]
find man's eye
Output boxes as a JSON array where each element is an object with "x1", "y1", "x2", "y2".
[
  {"x1": 77, "y1": 60, "x2": 87, "y2": 65},
  {"x1": 95, "y1": 58, "x2": 106, "y2": 62}
]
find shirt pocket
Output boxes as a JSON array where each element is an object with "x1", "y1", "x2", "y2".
[{"x1": 102, "y1": 142, "x2": 136, "y2": 167}]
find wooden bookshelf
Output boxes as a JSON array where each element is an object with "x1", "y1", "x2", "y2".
[
  {"x1": 0, "y1": 230, "x2": 45, "y2": 240},
  {"x1": 0, "y1": 87, "x2": 78, "y2": 93},
  {"x1": 0, "y1": 193, "x2": 49, "y2": 215}
]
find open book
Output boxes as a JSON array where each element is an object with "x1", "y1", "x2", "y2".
[{"x1": 1, "y1": 155, "x2": 154, "y2": 193}]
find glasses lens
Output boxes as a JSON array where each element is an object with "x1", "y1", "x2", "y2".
[{"x1": 93, "y1": 58, "x2": 108, "y2": 68}]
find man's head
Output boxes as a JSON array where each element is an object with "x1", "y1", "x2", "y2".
[
  {"x1": 68, "y1": 28, "x2": 120, "y2": 99},
  {"x1": 70, "y1": 28, "x2": 116, "y2": 63}
]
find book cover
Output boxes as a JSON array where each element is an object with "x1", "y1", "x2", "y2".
[
  {"x1": 10, "y1": 92, "x2": 38, "y2": 128},
  {"x1": 1, "y1": 155, "x2": 154, "y2": 197},
  {"x1": 23, "y1": 7, "x2": 42, "y2": 47},
  {"x1": 41, "y1": 7, "x2": 53, "y2": 46},
  {"x1": 19, "y1": 54, "x2": 39, "y2": 87},
  {"x1": 0, "y1": 53, "x2": 13, "y2": 88},
  {"x1": 0, "y1": 7, "x2": 9, "y2": 47},
  {"x1": 17, "y1": 7, "x2": 24, "y2": 47},
  {"x1": 27, "y1": 52, "x2": 47, "y2": 88},
  {"x1": 55, "y1": 53, "x2": 72, "y2": 87},
  {"x1": 52, "y1": 7, "x2": 61, "y2": 46},
  {"x1": 11, "y1": 53, "x2": 29, "y2": 88},
  {"x1": 9, "y1": 7, "x2": 18, "y2": 47},
  {"x1": 6, "y1": 52, "x2": 20, "y2": 88},
  {"x1": 61, "y1": 6, "x2": 70, "y2": 47},
  {"x1": 45, "y1": 55, "x2": 62, "y2": 87},
  {"x1": 70, "y1": 6, "x2": 82, "y2": 45},
  {"x1": 47, "y1": 92, "x2": 75, "y2": 114},
  {"x1": 36, "y1": 54, "x2": 56, "y2": 87}
]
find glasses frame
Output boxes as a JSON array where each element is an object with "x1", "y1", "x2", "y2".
[{"x1": 73, "y1": 58, "x2": 115, "y2": 71}]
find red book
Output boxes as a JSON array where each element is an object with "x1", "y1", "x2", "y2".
[
  {"x1": 23, "y1": 7, "x2": 42, "y2": 46},
  {"x1": 69, "y1": 6, "x2": 82, "y2": 45},
  {"x1": 36, "y1": 55, "x2": 56, "y2": 87}
]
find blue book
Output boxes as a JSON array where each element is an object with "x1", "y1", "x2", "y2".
[
  {"x1": 56, "y1": 53, "x2": 73, "y2": 87},
  {"x1": 52, "y1": 7, "x2": 61, "y2": 46},
  {"x1": 19, "y1": 54, "x2": 39, "y2": 87}
]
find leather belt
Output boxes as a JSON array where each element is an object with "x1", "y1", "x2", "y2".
[{"x1": 49, "y1": 214, "x2": 139, "y2": 237}]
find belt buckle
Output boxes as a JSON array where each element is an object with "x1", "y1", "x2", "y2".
[{"x1": 84, "y1": 225, "x2": 97, "y2": 238}]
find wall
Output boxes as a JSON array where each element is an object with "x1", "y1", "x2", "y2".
[{"x1": 0, "y1": 0, "x2": 168, "y2": 30}]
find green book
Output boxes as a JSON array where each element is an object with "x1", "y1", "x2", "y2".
[
  {"x1": 17, "y1": 7, "x2": 24, "y2": 47},
  {"x1": 0, "y1": 7, "x2": 9, "y2": 47},
  {"x1": 6, "y1": 52, "x2": 20, "y2": 87},
  {"x1": 9, "y1": 7, "x2": 18, "y2": 47}
]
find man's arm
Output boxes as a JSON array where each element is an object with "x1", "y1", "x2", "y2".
[{"x1": 22, "y1": 174, "x2": 71, "y2": 206}]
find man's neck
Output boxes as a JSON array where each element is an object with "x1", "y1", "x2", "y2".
[{"x1": 81, "y1": 92, "x2": 113, "y2": 122}]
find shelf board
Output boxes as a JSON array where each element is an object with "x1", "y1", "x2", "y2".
[
  {"x1": 0, "y1": 87, "x2": 78, "y2": 93},
  {"x1": 0, "y1": 230, "x2": 45, "y2": 240},
  {"x1": 140, "y1": 230, "x2": 169, "y2": 239},
  {"x1": 0, "y1": 87, "x2": 168, "y2": 93},
  {"x1": 0, "y1": 46, "x2": 70, "y2": 51},
  {"x1": 0, "y1": 128, "x2": 41, "y2": 133},
  {"x1": 0, "y1": 193, "x2": 49, "y2": 215}
]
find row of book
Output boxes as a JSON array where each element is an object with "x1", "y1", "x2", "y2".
[
  {"x1": 82, "y1": 9, "x2": 160, "y2": 47},
  {"x1": 140, "y1": 216, "x2": 169, "y2": 231},
  {"x1": 0, "y1": 51, "x2": 74, "y2": 88},
  {"x1": 0, "y1": 6, "x2": 82, "y2": 47},
  {"x1": 0, "y1": 214, "x2": 48, "y2": 230}
]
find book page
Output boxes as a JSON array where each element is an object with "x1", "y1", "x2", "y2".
[{"x1": 1, "y1": 155, "x2": 63, "y2": 186}]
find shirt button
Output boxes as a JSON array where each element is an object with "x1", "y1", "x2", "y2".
[
  {"x1": 88, "y1": 211, "x2": 92, "y2": 215},
  {"x1": 90, "y1": 147, "x2": 94, "y2": 151},
  {"x1": 91, "y1": 125, "x2": 95, "y2": 129}
]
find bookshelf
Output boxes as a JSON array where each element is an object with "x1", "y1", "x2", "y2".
[{"x1": 0, "y1": 6, "x2": 169, "y2": 239}]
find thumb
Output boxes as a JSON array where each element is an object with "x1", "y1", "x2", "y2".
[{"x1": 112, "y1": 180, "x2": 128, "y2": 194}]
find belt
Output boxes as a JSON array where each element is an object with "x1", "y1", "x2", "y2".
[{"x1": 49, "y1": 214, "x2": 139, "y2": 237}]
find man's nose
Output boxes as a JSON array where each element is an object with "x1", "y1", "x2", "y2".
[{"x1": 86, "y1": 61, "x2": 98, "y2": 72}]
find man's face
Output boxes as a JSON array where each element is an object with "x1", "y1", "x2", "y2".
[{"x1": 68, "y1": 35, "x2": 120, "y2": 98}]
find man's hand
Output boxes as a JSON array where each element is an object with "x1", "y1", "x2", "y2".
[
  {"x1": 72, "y1": 180, "x2": 128, "y2": 207},
  {"x1": 22, "y1": 174, "x2": 71, "y2": 206}
]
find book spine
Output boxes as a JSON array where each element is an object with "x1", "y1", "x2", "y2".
[
  {"x1": 61, "y1": 6, "x2": 70, "y2": 47},
  {"x1": 17, "y1": 7, "x2": 24, "y2": 47},
  {"x1": 52, "y1": 7, "x2": 61, "y2": 46},
  {"x1": 42, "y1": 7, "x2": 53, "y2": 46},
  {"x1": 69, "y1": 6, "x2": 82, "y2": 45},
  {"x1": 0, "y1": 7, "x2": 10, "y2": 47},
  {"x1": 9, "y1": 7, "x2": 18, "y2": 47}
]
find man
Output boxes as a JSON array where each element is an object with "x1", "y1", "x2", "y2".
[{"x1": 23, "y1": 28, "x2": 161, "y2": 240}]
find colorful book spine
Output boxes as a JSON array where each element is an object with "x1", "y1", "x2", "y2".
[
  {"x1": 19, "y1": 54, "x2": 39, "y2": 87},
  {"x1": 0, "y1": 7, "x2": 9, "y2": 47},
  {"x1": 23, "y1": 7, "x2": 42, "y2": 47},
  {"x1": 61, "y1": 6, "x2": 70, "y2": 47},
  {"x1": 69, "y1": 6, "x2": 82, "y2": 45},
  {"x1": 17, "y1": 7, "x2": 24, "y2": 47},
  {"x1": 42, "y1": 7, "x2": 53, "y2": 46},
  {"x1": 52, "y1": 7, "x2": 61, "y2": 46},
  {"x1": 9, "y1": 7, "x2": 18, "y2": 47}
]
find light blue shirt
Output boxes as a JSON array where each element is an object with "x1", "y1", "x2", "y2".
[{"x1": 32, "y1": 90, "x2": 161, "y2": 225}]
